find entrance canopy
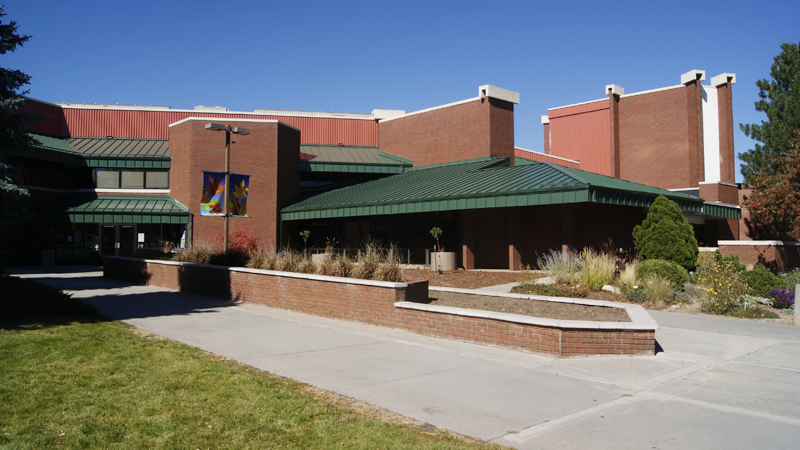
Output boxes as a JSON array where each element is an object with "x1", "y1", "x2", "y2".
[
  {"x1": 39, "y1": 195, "x2": 189, "y2": 224},
  {"x1": 281, "y1": 157, "x2": 740, "y2": 221}
]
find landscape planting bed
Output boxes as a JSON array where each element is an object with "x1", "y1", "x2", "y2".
[{"x1": 104, "y1": 257, "x2": 658, "y2": 357}]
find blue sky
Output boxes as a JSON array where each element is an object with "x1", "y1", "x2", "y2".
[{"x1": 5, "y1": 0, "x2": 799, "y2": 182}]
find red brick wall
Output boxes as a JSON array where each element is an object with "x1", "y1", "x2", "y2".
[
  {"x1": 104, "y1": 257, "x2": 656, "y2": 357},
  {"x1": 169, "y1": 120, "x2": 299, "y2": 253},
  {"x1": 378, "y1": 98, "x2": 515, "y2": 167},
  {"x1": 718, "y1": 243, "x2": 800, "y2": 271},
  {"x1": 699, "y1": 183, "x2": 739, "y2": 204},
  {"x1": 618, "y1": 85, "x2": 698, "y2": 189}
]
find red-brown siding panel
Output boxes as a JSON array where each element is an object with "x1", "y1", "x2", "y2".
[
  {"x1": 60, "y1": 108, "x2": 378, "y2": 146},
  {"x1": 548, "y1": 103, "x2": 610, "y2": 175},
  {"x1": 20, "y1": 99, "x2": 63, "y2": 136}
]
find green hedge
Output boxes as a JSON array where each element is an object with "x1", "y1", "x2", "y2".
[
  {"x1": 635, "y1": 259, "x2": 689, "y2": 290},
  {"x1": 740, "y1": 263, "x2": 781, "y2": 297}
]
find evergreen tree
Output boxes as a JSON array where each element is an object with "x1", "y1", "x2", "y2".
[
  {"x1": 0, "y1": 6, "x2": 33, "y2": 226},
  {"x1": 633, "y1": 195, "x2": 698, "y2": 271},
  {"x1": 740, "y1": 42, "x2": 800, "y2": 183}
]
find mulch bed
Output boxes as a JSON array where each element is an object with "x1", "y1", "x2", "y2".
[
  {"x1": 403, "y1": 268, "x2": 531, "y2": 289},
  {"x1": 423, "y1": 291, "x2": 631, "y2": 322}
]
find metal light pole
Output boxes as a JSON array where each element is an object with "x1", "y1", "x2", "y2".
[{"x1": 204, "y1": 123, "x2": 251, "y2": 253}]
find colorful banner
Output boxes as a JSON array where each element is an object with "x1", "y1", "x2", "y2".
[
  {"x1": 200, "y1": 171, "x2": 225, "y2": 216},
  {"x1": 228, "y1": 174, "x2": 250, "y2": 217}
]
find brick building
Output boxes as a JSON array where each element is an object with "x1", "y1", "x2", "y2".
[
  {"x1": 7, "y1": 83, "x2": 739, "y2": 268},
  {"x1": 527, "y1": 70, "x2": 740, "y2": 246}
]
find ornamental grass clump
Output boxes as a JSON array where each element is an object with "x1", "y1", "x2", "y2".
[
  {"x1": 173, "y1": 243, "x2": 213, "y2": 265},
  {"x1": 275, "y1": 249, "x2": 304, "y2": 272},
  {"x1": 697, "y1": 257, "x2": 748, "y2": 315},
  {"x1": 537, "y1": 249, "x2": 581, "y2": 285},
  {"x1": 641, "y1": 275, "x2": 674, "y2": 307},
  {"x1": 578, "y1": 248, "x2": 615, "y2": 291},
  {"x1": 374, "y1": 246, "x2": 406, "y2": 283},
  {"x1": 352, "y1": 239, "x2": 383, "y2": 280},
  {"x1": 617, "y1": 261, "x2": 639, "y2": 295},
  {"x1": 246, "y1": 251, "x2": 277, "y2": 270}
]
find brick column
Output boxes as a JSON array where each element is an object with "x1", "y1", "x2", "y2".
[
  {"x1": 462, "y1": 211, "x2": 475, "y2": 270},
  {"x1": 713, "y1": 74, "x2": 736, "y2": 184},
  {"x1": 683, "y1": 71, "x2": 705, "y2": 187},
  {"x1": 509, "y1": 245, "x2": 521, "y2": 271},
  {"x1": 607, "y1": 86, "x2": 622, "y2": 178}
]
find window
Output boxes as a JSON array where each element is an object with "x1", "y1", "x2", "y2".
[{"x1": 94, "y1": 169, "x2": 169, "y2": 189}]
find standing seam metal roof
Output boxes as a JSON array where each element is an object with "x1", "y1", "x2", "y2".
[{"x1": 281, "y1": 158, "x2": 738, "y2": 220}]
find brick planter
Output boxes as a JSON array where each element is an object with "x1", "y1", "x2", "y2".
[{"x1": 104, "y1": 257, "x2": 658, "y2": 357}]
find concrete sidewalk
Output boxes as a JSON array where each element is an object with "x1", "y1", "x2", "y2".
[{"x1": 11, "y1": 266, "x2": 800, "y2": 449}]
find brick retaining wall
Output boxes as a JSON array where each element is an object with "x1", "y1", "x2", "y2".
[
  {"x1": 718, "y1": 241, "x2": 800, "y2": 271},
  {"x1": 104, "y1": 257, "x2": 657, "y2": 357}
]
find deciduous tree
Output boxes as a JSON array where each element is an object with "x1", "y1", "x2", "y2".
[{"x1": 743, "y1": 133, "x2": 800, "y2": 240}]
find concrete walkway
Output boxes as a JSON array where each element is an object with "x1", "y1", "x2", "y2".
[{"x1": 10, "y1": 266, "x2": 800, "y2": 449}]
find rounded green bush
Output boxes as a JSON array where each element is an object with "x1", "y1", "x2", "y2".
[
  {"x1": 635, "y1": 259, "x2": 689, "y2": 290},
  {"x1": 740, "y1": 263, "x2": 781, "y2": 297}
]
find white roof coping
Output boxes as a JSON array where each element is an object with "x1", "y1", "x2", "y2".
[
  {"x1": 57, "y1": 102, "x2": 172, "y2": 111},
  {"x1": 194, "y1": 105, "x2": 229, "y2": 112},
  {"x1": 605, "y1": 84, "x2": 625, "y2": 96},
  {"x1": 718, "y1": 240, "x2": 799, "y2": 246},
  {"x1": 620, "y1": 84, "x2": 684, "y2": 98},
  {"x1": 548, "y1": 97, "x2": 608, "y2": 111},
  {"x1": 515, "y1": 147, "x2": 579, "y2": 164},
  {"x1": 371, "y1": 109, "x2": 406, "y2": 120},
  {"x1": 541, "y1": 115, "x2": 549, "y2": 124},
  {"x1": 681, "y1": 69, "x2": 706, "y2": 85},
  {"x1": 699, "y1": 181, "x2": 738, "y2": 187},
  {"x1": 710, "y1": 73, "x2": 737, "y2": 87},
  {"x1": 479, "y1": 85, "x2": 520, "y2": 104},
  {"x1": 379, "y1": 97, "x2": 482, "y2": 123},
  {"x1": 253, "y1": 109, "x2": 375, "y2": 120},
  {"x1": 167, "y1": 116, "x2": 300, "y2": 132}
]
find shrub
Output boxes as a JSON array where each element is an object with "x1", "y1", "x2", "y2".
[
  {"x1": 578, "y1": 248, "x2": 614, "y2": 291},
  {"x1": 641, "y1": 275, "x2": 674, "y2": 306},
  {"x1": 781, "y1": 267, "x2": 800, "y2": 290},
  {"x1": 711, "y1": 250, "x2": 746, "y2": 273},
  {"x1": 632, "y1": 195, "x2": 698, "y2": 271},
  {"x1": 537, "y1": 249, "x2": 581, "y2": 285},
  {"x1": 635, "y1": 259, "x2": 689, "y2": 290},
  {"x1": 740, "y1": 264, "x2": 781, "y2": 297},
  {"x1": 228, "y1": 229, "x2": 260, "y2": 253},
  {"x1": 209, "y1": 249, "x2": 249, "y2": 267},
  {"x1": 616, "y1": 262, "x2": 639, "y2": 295},
  {"x1": 771, "y1": 287, "x2": 796, "y2": 309},
  {"x1": 625, "y1": 288, "x2": 648, "y2": 304},
  {"x1": 697, "y1": 257, "x2": 748, "y2": 315}
]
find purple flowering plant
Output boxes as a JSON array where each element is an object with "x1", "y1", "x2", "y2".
[{"x1": 770, "y1": 287, "x2": 795, "y2": 309}]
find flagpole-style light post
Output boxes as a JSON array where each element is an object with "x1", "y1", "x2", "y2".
[{"x1": 204, "y1": 122, "x2": 251, "y2": 253}]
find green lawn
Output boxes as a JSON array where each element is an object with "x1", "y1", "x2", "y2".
[{"x1": 0, "y1": 276, "x2": 498, "y2": 449}]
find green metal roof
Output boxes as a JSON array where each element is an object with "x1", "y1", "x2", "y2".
[
  {"x1": 38, "y1": 195, "x2": 189, "y2": 224},
  {"x1": 22, "y1": 134, "x2": 171, "y2": 168},
  {"x1": 299, "y1": 144, "x2": 412, "y2": 174},
  {"x1": 282, "y1": 158, "x2": 740, "y2": 221}
]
